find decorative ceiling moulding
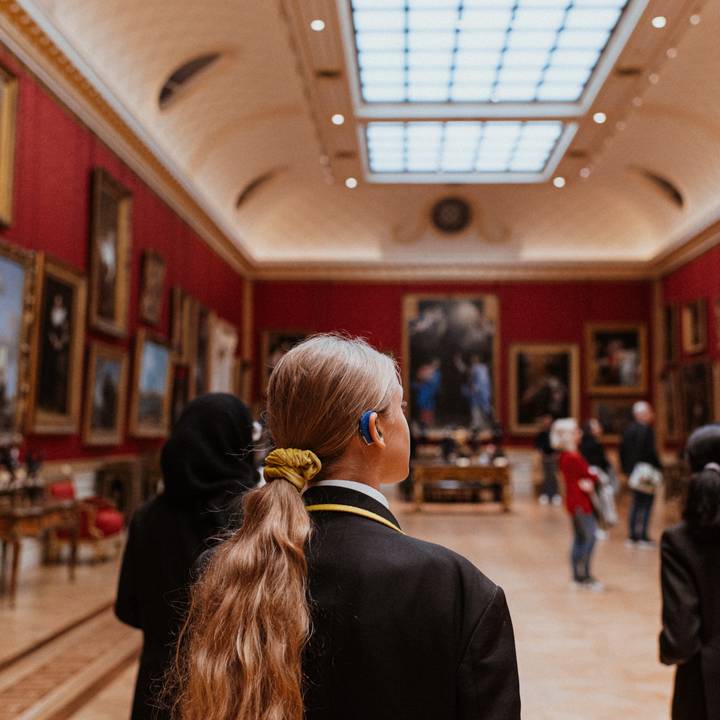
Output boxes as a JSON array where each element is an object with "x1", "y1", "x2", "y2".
[
  {"x1": 0, "y1": 0, "x2": 252, "y2": 276},
  {"x1": 650, "y1": 218, "x2": 720, "y2": 279},
  {"x1": 252, "y1": 260, "x2": 652, "y2": 283}
]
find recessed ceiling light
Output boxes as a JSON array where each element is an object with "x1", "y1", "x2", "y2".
[
  {"x1": 310, "y1": 19, "x2": 326, "y2": 32},
  {"x1": 632, "y1": 96, "x2": 643, "y2": 107},
  {"x1": 651, "y1": 16, "x2": 667, "y2": 29},
  {"x1": 579, "y1": 167, "x2": 591, "y2": 179},
  {"x1": 331, "y1": 114, "x2": 345, "y2": 126},
  {"x1": 553, "y1": 176, "x2": 566, "y2": 189},
  {"x1": 666, "y1": 48, "x2": 678, "y2": 59},
  {"x1": 689, "y1": 14, "x2": 701, "y2": 26},
  {"x1": 616, "y1": 120, "x2": 627, "y2": 131},
  {"x1": 649, "y1": 73, "x2": 660, "y2": 85},
  {"x1": 345, "y1": 177, "x2": 358, "y2": 189},
  {"x1": 593, "y1": 112, "x2": 607, "y2": 124}
]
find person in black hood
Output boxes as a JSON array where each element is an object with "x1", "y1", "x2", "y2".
[{"x1": 115, "y1": 393, "x2": 257, "y2": 720}]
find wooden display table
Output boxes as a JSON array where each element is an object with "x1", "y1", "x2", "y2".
[
  {"x1": 412, "y1": 461, "x2": 512, "y2": 512},
  {"x1": 0, "y1": 501, "x2": 79, "y2": 606}
]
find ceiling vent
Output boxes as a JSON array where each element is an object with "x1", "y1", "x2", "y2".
[
  {"x1": 431, "y1": 197, "x2": 472, "y2": 234},
  {"x1": 159, "y1": 53, "x2": 221, "y2": 109},
  {"x1": 615, "y1": 66, "x2": 643, "y2": 77},
  {"x1": 316, "y1": 69, "x2": 342, "y2": 79}
]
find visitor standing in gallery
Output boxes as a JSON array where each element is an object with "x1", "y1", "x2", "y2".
[
  {"x1": 660, "y1": 423, "x2": 720, "y2": 720},
  {"x1": 620, "y1": 401, "x2": 662, "y2": 546},
  {"x1": 552, "y1": 418, "x2": 602, "y2": 590},
  {"x1": 115, "y1": 393, "x2": 258, "y2": 720},
  {"x1": 175, "y1": 335, "x2": 521, "y2": 720}
]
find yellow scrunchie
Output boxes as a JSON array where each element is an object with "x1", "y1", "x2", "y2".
[{"x1": 264, "y1": 448, "x2": 322, "y2": 492}]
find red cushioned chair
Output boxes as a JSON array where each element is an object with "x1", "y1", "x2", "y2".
[{"x1": 46, "y1": 480, "x2": 125, "y2": 562}]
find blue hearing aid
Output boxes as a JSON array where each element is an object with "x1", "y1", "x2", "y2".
[{"x1": 359, "y1": 410, "x2": 383, "y2": 445}]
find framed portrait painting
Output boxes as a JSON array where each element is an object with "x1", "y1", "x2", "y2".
[
  {"x1": 681, "y1": 300, "x2": 707, "y2": 355},
  {"x1": 170, "y1": 287, "x2": 193, "y2": 363},
  {"x1": 681, "y1": 362, "x2": 712, "y2": 435},
  {"x1": 83, "y1": 341, "x2": 128, "y2": 446},
  {"x1": 509, "y1": 343, "x2": 579, "y2": 435},
  {"x1": 28, "y1": 256, "x2": 87, "y2": 434},
  {"x1": 0, "y1": 241, "x2": 37, "y2": 444},
  {"x1": 139, "y1": 250, "x2": 166, "y2": 326},
  {"x1": 661, "y1": 370, "x2": 682, "y2": 443},
  {"x1": 585, "y1": 323, "x2": 647, "y2": 395},
  {"x1": 261, "y1": 330, "x2": 310, "y2": 393},
  {"x1": 0, "y1": 66, "x2": 18, "y2": 227},
  {"x1": 192, "y1": 302, "x2": 211, "y2": 399},
  {"x1": 208, "y1": 314, "x2": 238, "y2": 394},
  {"x1": 663, "y1": 304, "x2": 678, "y2": 366},
  {"x1": 403, "y1": 294, "x2": 499, "y2": 431},
  {"x1": 89, "y1": 168, "x2": 132, "y2": 337},
  {"x1": 129, "y1": 330, "x2": 173, "y2": 438},
  {"x1": 170, "y1": 364, "x2": 191, "y2": 427},
  {"x1": 590, "y1": 398, "x2": 635, "y2": 442}
]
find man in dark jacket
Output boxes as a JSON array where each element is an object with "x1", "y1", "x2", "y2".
[{"x1": 620, "y1": 401, "x2": 661, "y2": 546}]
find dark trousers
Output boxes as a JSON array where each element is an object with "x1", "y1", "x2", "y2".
[
  {"x1": 571, "y1": 510, "x2": 596, "y2": 581},
  {"x1": 541, "y1": 455, "x2": 558, "y2": 497},
  {"x1": 628, "y1": 490, "x2": 655, "y2": 541}
]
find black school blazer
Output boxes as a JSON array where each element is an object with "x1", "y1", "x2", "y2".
[
  {"x1": 302, "y1": 485, "x2": 521, "y2": 720},
  {"x1": 660, "y1": 522, "x2": 720, "y2": 720}
]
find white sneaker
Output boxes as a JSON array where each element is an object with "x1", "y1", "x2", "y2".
[
  {"x1": 595, "y1": 529, "x2": 608, "y2": 541},
  {"x1": 539, "y1": 495, "x2": 549, "y2": 505},
  {"x1": 582, "y1": 578, "x2": 604, "y2": 593},
  {"x1": 624, "y1": 539, "x2": 638, "y2": 549},
  {"x1": 637, "y1": 539, "x2": 657, "y2": 550},
  {"x1": 551, "y1": 495, "x2": 562, "y2": 507}
]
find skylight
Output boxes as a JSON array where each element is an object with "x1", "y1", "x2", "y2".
[
  {"x1": 351, "y1": 0, "x2": 632, "y2": 105},
  {"x1": 366, "y1": 121, "x2": 568, "y2": 176}
]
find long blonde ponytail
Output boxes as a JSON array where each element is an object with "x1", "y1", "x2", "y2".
[{"x1": 174, "y1": 335, "x2": 398, "y2": 720}]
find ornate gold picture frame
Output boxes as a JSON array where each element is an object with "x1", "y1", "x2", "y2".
[
  {"x1": 28, "y1": 255, "x2": 87, "y2": 434},
  {"x1": 0, "y1": 65, "x2": 18, "y2": 227},
  {"x1": 585, "y1": 323, "x2": 647, "y2": 395},
  {"x1": 0, "y1": 240, "x2": 37, "y2": 444},
  {"x1": 89, "y1": 167, "x2": 132, "y2": 337},
  {"x1": 129, "y1": 329, "x2": 173, "y2": 438},
  {"x1": 208, "y1": 313, "x2": 238, "y2": 394},
  {"x1": 138, "y1": 250, "x2": 166, "y2": 326},
  {"x1": 83, "y1": 341, "x2": 128, "y2": 446},
  {"x1": 509, "y1": 343, "x2": 579, "y2": 436},
  {"x1": 681, "y1": 299, "x2": 707, "y2": 355}
]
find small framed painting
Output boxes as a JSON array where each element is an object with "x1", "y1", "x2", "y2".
[
  {"x1": 585, "y1": 323, "x2": 647, "y2": 395},
  {"x1": 681, "y1": 300, "x2": 707, "y2": 355},
  {"x1": 663, "y1": 304, "x2": 678, "y2": 366},
  {"x1": 508, "y1": 343, "x2": 579, "y2": 435},
  {"x1": 208, "y1": 314, "x2": 238, "y2": 394},
  {"x1": 590, "y1": 398, "x2": 635, "y2": 442},
  {"x1": 83, "y1": 341, "x2": 128, "y2": 446},
  {"x1": 138, "y1": 250, "x2": 166, "y2": 326},
  {"x1": 89, "y1": 168, "x2": 132, "y2": 337},
  {"x1": 28, "y1": 256, "x2": 87, "y2": 434},
  {"x1": 661, "y1": 370, "x2": 682, "y2": 443},
  {"x1": 192, "y1": 302, "x2": 211, "y2": 399},
  {"x1": 0, "y1": 65, "x2": 18, "y2": 226},
  {"x1": 0, "y1": 241, "x2": 37, "y2": 444},
  {"x1": 129, "y1": 329, "x2": 173, "y2": 438},
  {"x1": 261, "y1": 330, "x2": 310, "y2": 393},
  {"x1": 170, "y1": 287, "x2": 193, "y2": 364},
  {"x1": 681, "y1": 362, "x2": 712, "y2": 435},
  {"x1": 170, "y1": 363, "x2": 191, "y2": 427}
]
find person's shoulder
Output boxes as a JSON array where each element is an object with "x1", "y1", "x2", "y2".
[
  {"x1": 661, "y1": 522, "x2": 691, "y2": 553},
  {"x1": 393, "y1": 533, "x2": 498, "y2": 597}
]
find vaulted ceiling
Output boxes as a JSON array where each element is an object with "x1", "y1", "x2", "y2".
[{"x1": 12, "y1": 0, "x2": 720, "y2": 277}]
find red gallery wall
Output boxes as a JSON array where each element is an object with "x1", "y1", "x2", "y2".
[
  {"x1": 663, "y1": 243, "x2": 720, "y2": 362},
  {"x1": 0, "y1": 46, "x2": 246, "y2": 461},
  {"x1": 254, "y1": 280, "x2": 654, "y2": 443}
]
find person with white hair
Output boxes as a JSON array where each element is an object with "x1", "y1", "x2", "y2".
[
  {"x1": 551, "y1": 417, "x2": 602, "y2": 590},
  {"x1": 620, "y1": 401, "x2": 662, "y2": 547}
]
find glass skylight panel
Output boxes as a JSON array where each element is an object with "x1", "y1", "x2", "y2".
[
  {"x1": 351, "y1": 0, "x2": 632, "y2": 104},
  {"x1": 366, "y1": 121, "x2": 565, "y2": 176}
]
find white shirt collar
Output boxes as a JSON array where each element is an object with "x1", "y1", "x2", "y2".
[{"x1": 312, "y1": 479, "x2": 389, "y2": 509}]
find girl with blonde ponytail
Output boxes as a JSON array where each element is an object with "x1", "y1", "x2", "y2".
[{"x1": 176, "y1": 334, "x2": 520, "y2": 720}]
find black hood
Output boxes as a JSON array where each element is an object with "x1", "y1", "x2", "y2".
[{"x1": 161, "y1": 393, "x2": 256, "y2": 507}]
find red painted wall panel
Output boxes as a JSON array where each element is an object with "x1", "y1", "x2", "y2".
[
  {"x1": 662, "y1": 244, "x2": 720, "y2": 361},
  {"x1": 0, "y1": 46, "x2": 246, "y2": 461},
  {"x1": 254, "y1": 280, "x2": 654, "y2": 442}
]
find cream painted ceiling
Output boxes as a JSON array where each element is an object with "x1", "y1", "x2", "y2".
[{"x1": 16, "y1": 0, "x2": 720, "y2": 272}]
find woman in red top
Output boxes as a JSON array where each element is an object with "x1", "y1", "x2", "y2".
[{"x1": 551, "y1": 418, "x2": 602, "y2": 591}]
